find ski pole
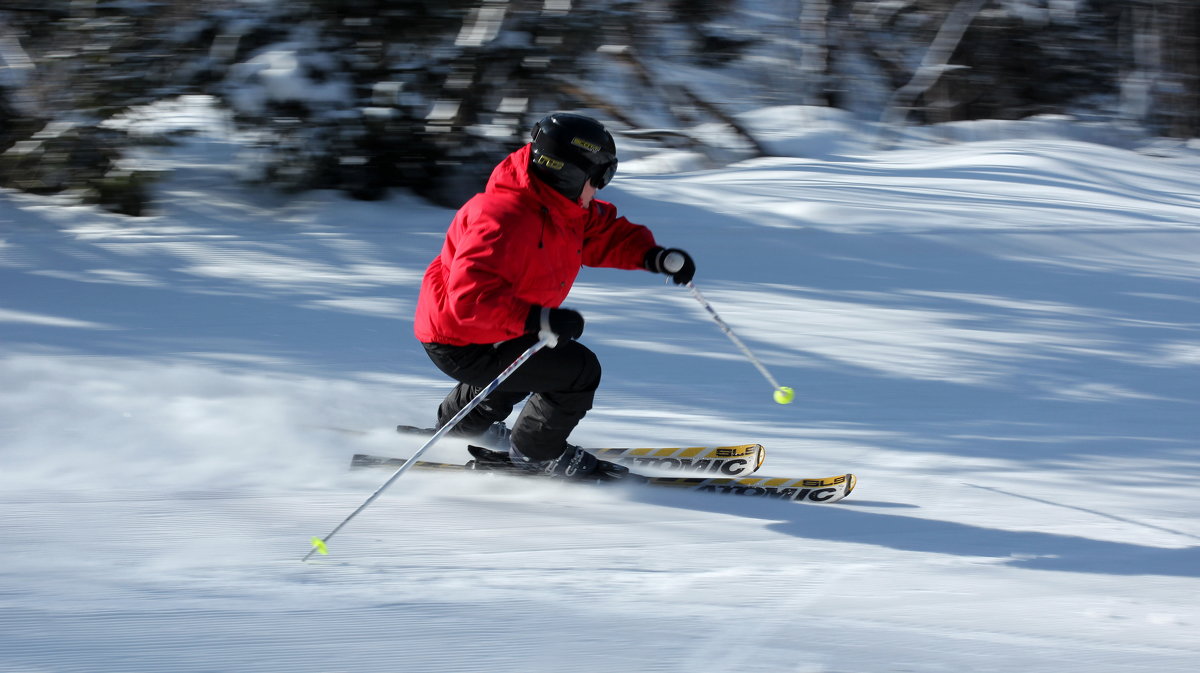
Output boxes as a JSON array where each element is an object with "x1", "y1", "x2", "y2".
[
  {"x1": 304, "y1": 333, "x2": 554, "y2": 561},
  {"x1": 684, "y1": 281, "x2": 794, "y2": 405}
]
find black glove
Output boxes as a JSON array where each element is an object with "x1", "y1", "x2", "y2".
[
  {"x1": 526, "y1": 305, "x2": 585, "y2": 341},
  {"x1": 644, "y1": 246, "x2": 696, "y2": 285}
]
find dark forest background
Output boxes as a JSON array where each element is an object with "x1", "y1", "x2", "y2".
[{"x1": 2, "y1": 0, "x2": 1197, "y2": 215}]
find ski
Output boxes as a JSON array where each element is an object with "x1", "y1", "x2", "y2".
[
  {"x1": 591, "y1": 445, "x2": 764, "y2": 477},
  {"x1": 350, "y1": 451, "x2": 855, "y2": 504},
  {"x1": 395, "y1": 424, "x2": 765, "y2": 476}
]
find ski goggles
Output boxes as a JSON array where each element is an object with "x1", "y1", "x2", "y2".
[{"x1": 589, "y1": 159, "x2": 618, "y2": 189}]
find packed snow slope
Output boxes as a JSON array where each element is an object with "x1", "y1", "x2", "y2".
[{"x1": 2, "y1": 106, "x2": 1198, "y2": 673}]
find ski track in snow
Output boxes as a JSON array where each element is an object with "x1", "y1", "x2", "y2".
[{"x1": 2, "y1": 105, "x2": 1199, "y2": 672}]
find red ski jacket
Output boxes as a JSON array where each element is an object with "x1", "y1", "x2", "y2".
[{"x1": 414, "y1": 144, "x2": 657, "y2": 346}]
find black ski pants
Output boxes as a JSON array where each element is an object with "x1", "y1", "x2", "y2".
[{"x1": 422, "y1": 334, "x2": 601, "y2": 461}]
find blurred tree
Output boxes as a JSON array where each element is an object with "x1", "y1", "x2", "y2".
[
  {"x1": 880, "y1": 0, "x2": 988, "y2": 128},
  {"x1": 925, "y1": 2, "x2": 1106, "y2": 123},
  {"x1": 2, "y1": 0, "x2": 1199, "y2": 216},
  {"x1": 1119, "y1": 0, "x2": 1199, "y2": 138},
  {"x1": 0, "y1": 0, "x2": 216, "y2": 214},
  {"x1": 218, "y1": 0, "x2": 627, "y2": 206},
  {"x1": 1158, "y1": 1, "x2": 1199, "y2": 137},
  {"x1": 872, "y1": 0, "x2": 1123, "y2": 128},
  {"x1": 799, "y1": 0, "x2": 855, "y2": 108}
]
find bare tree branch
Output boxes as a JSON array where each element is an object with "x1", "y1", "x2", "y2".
[{"x1": 879, "y1": 0, "x2": 989, "y2": 144}]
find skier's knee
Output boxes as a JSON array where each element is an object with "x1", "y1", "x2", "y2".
[{"x1": 579, "y1": 347, "x2": 602, "y2": 391}]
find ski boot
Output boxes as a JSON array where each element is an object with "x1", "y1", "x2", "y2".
[{"x1": 514, "y1": 444, "x2": 630, "y2": 482}]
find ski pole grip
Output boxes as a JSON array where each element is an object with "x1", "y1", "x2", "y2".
[
  {"x1": 662, "y1": 250, "x2": 686, "y2": 274},
  {"x1": 537, "y1": 306, "x2": 560, "y2": 348}
]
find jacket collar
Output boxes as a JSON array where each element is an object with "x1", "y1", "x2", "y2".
[{"x1": 487, "y1": 144, "x2": 589, "y2": 221}]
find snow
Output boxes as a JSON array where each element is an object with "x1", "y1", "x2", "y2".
[{"x1": 2, "y1": 101, "x2": 1199, "y2": 672}]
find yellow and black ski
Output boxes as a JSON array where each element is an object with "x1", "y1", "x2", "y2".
[{"x1": 350, "y1": 450, "x2": 855, "y2": 504}]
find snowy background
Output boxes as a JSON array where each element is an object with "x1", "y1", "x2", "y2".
[{"x1": 2, "y1": 99, "x2": 1199, "y2": 672}]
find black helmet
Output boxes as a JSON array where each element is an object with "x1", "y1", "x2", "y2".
[{"x1": 529, "y1": 112, "x2": 618, "y2": 200}]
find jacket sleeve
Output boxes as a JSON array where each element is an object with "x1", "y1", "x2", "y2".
[
  {"x1": 580, "y1": 200, "x2": 658, "y2": 270},
  {"x1": 442, "y1": 204, "x2": 538, "y2": 343}
]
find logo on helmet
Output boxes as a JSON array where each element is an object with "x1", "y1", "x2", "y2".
[
  {"x1": 571, "y1": 137, "x2": 603, "y2": 153},
  {"x1": 535, "y1": 154, "x2": 565, "y2": 170}
]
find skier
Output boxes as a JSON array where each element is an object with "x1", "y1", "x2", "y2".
[{"x1": 413, "y1": 112, "x2": 696, "y2": 481}]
